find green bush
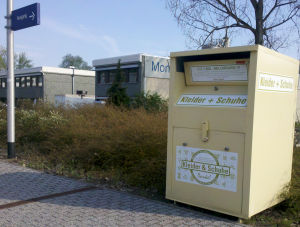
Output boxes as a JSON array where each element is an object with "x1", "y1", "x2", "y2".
[
  {"x1": 107, "y1": 60, "x2": 130, "y2": 107},
  {"x1": 132, "y1": 91, "x2": 168, "y2": 112},
  {"x1": 0, "y1": 104, "x2": 6, "y2": 146}
]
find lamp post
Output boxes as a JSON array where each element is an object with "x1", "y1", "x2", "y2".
[{"x1": 69, "y1": 66, "x2": 75, "y2": 95}]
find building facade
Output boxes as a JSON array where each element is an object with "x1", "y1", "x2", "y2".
[
  {"x1": 92, "y1": 54, "x2": 170, "y2": 101},
  {"x1": 0, "y1": 66, "x2": 95, "y2": 103}
]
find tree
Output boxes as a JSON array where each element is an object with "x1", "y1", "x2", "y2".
[
  {"x1": 0, "y1": 47, "x2": 6, "y2": 70},
  {"x1": 167, "y1": 0, "x2": 300, "y2": 50},
  {"x1": 0, "y1": 46, "x2": 33, "y2": 70},
  {"x1": 59, "y1": 54, "x2": 92, "y2": 70},
  {"x1": 107, "y1": 60, "x2": 130, "y2": 107},
  {"x1": 15, "y1": 52, "x2": 33, "y2": 69}
]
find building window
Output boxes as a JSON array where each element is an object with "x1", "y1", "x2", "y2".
[
  {"x1": 31, "y1": 76, "x2": 37, "y2": 87},
  {"x1": 96, "y1": 71, "x2": 101, "y2": 84},
  {"x1": 128, "y1": 68, "x2": 138, "y2": 83},
  {"x1": 122, "y1": 69, "x2": 129, "y2": 82},
  {"x1": 96, "y1": 71, "x2": 109, "y2": 84},
  {"x1": 15, "y1": 77, "x2": 20, "y2": 87},
  {"x1": 103, "y1": 71, "x2": 109, "y2": 83},
  {"x1": 1, "y1": 78, "x2": 6, "y2": 88},
  {"x1": 96, "y1": 69, "x2": 137, "y2": 84},
  {"x1": 109, "y1": 71, "x2": 116, "y2": 83},
  {"x1": 37, "y1": 76, "x2": 43, "y2": 87},
  {"x1": 10, "y1": 76, "x2": 43, "y2": 88},
  {"x1": 102, "y1": 71, "x2": 108, "y2": 84},
  {"x1": 26, "y1": 76, "x2": 31, "y2": 87},
  {"x1": 21, "y1": 77, "x2": 26, "y2": 87}
]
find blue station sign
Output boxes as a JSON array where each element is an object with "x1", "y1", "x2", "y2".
[{"x1": 11, "y1": 3, "x2": 40, "y2": 31}]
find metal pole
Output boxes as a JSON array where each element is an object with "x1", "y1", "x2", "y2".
[
  {"x1": 6, "y1": 0, "x2": 15, "y2": 158},
  {"x1": 69, "y1": 66, "x2": 75, "y2": 94},
  {"x1": 72, "y1": 69, "x2": 74, "y2": 95}
]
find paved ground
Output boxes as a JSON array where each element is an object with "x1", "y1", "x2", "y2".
[{"x1": 0, "y1": 160, "x2": 246, "y2": 227}]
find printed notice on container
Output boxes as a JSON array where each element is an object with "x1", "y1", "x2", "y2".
[
  {"x1": 258, "y1": 73, "x2": 294, "y2": 92},
  {"x1": 191, "y1": 64, "x2": 248, "y2": 82},
  {"x1": 176, "y1": 146, "x2": 238, "y2": 192},
  {"x1": 177, "y1": 94, "x2": 247, "y2": 107}
]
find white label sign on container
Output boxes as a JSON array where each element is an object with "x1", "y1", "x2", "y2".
[
  {"x1": 258, "y1": 73, "x2": 294, "y2": 92},
  {"x1": 176, "y1": 146, "x2": 238, "y2": 192},
  {"x1": 177, "y1": 94, "x2": 247, "y2": 107},
  {"x1": 191, "y1": 64, "x2": 248, "y2": 82}
]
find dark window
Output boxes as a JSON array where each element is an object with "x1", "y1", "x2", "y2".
[
  {"x1": 26, "y1": 76, "x2": 31, "y2": 87},
  {"x1": 101, "y1": 71, "x2": 107, "y2": 84},
  {"x1": 15, "y1": 77, "x2": 20, "y2": 87},
  {"x1": 97, "y1": 69, "x2": 134, "y2": 84},
  {"x1": 37, "y1": 76, "x2": 43, "y2": 87},
  {"x1": 96, "y1": 71, "x2": 101, "y2": 84},
  {"x1": 128, "y1": 68, "x2": 138, "y2": 83},
  {"x1": 31, "y1": 77, "x2": 37, "y2": 87},
  {"x1": 104, "y1": 71, "x2": 109, "y2": 83},
  {"x1": 122, "y1": 69, "x2": 129, "y2": 82},
  {"x1": 96, "y1": 71, "x2": 108, "y2": 84},
  {"x1": 21, "y1": 77, "x2": 26, "y2": 87},
  {"x1": 109, "y1": 70, "x2": 116, "y2": 83},
  {"x1": 0, "y1": 78, "x2": 6, "y2": 88}
]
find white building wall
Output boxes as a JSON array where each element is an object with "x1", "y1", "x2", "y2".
[
  {"x1": 143, "y1": 55, "x2": 170, "y2": 98},
  {"x1": 144, "y1": 77, "x2": 169, "y2": 99}
]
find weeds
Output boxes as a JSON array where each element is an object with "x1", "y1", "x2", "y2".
[{"x1": 0, "y1": 103, "x2": 167, "y2": 193}]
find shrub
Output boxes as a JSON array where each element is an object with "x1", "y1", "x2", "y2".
[
  {"x1": 1, "y1": 104, "x2": 168, "y2": 193},
  {"x1": 107, "y1": 60, "x2": 130, "y2": 107},
  {"x1": 132, "y1": 91, "x2": 168, "y2": 112},
  {"x1": 16, "y1": 108, "x2": 67, "y2": 147},
  {"x1": 0, "y1": 104, "x2": 6, "y2": 147}
]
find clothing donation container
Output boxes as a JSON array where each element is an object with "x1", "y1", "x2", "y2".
[{"x1": 166, "y1": 45, "x2": 299, "y2": 218}]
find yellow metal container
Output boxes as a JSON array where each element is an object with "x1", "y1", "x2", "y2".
[{"x1": 166, "y1": 45, "x2": 299, "y2": 218}]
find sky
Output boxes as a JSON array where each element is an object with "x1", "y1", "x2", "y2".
[
  {"x1": 0, "y1": 0, "x2": 299, "y2": 68},
  {"x1": 0, "y1": 0, "x2": 187, "y2": 67}
]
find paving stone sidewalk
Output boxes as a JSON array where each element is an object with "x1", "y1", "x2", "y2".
[{"x1": 0, "y1": 160, "x2": 246, "y2": 227}]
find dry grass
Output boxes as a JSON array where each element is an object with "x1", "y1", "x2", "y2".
[{"x1": 0, "y1": 103, "x2": 168, "y2": 192}]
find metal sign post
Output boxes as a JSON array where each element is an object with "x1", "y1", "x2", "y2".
[
  {"x1": 5, "y1": 1, "x2": 40, "y2": 158},
  {"x1": 6, "y1": 0, "x2": 15, "y2": 158}
]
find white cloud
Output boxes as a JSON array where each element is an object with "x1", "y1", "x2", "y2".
[{"x1": 42, "y1": 18, "x2": 121, "y2": 56}]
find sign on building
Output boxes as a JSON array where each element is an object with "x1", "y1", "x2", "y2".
[{"x1": 144, "y1": 56, "x2": 170, "y2": 78}]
